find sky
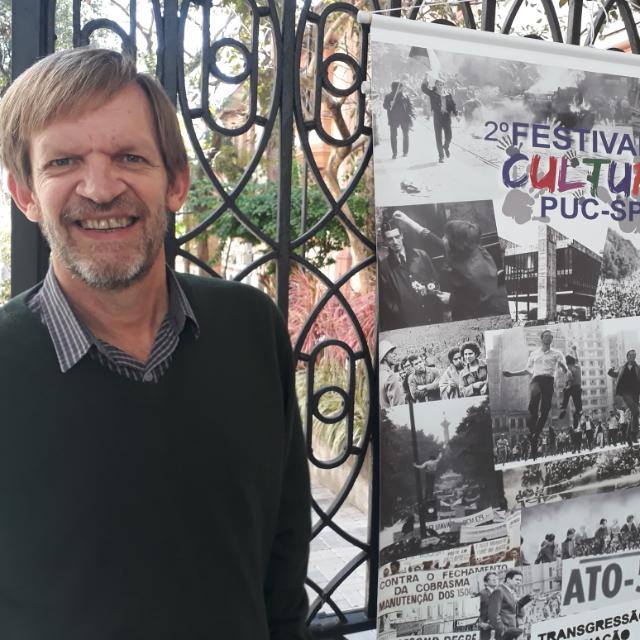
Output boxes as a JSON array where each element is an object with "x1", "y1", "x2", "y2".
[{"x1": 386, "y1": 395, "x2": 485, "y2": 442}]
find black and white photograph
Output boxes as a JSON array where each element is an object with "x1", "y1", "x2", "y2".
[
  {"x1": 520, "y1": 485, "x2": 640, "y2": 564},
  {"x1": 380, "y1": 396, "x2": 507, "y2": 564},
  {"x1": 376, "y1": 561, "x2": 521, "y2": 640},
  {"x1": 502, "y1": 447, "x2": 640, "y2": 510},
  {"x1": 371, "y1": 39, "x2": 640, "y2": 207},
  {"x1": 496, "y1": 217, "x2": 608, "y2": 326},
  {"x1": 377, "y1": 199, "x2": 510, "y2": 332},
  {"x1": 594, "y1": 227, "x2": 640, "y2": 320},
  {"x1": 379, "y1": 315, "x2": 512, "y2": 409},
  {"x1": 513, "y1": 486, "x2": 640, "y2": 638},
  {"x1": 487, "y1": 316, "x2": 640, "y2": 470},
  {"x1": 378, "y1": 536, "x2": 520, "y2": 575}
]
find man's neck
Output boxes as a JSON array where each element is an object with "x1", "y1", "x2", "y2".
[
  {"x1": 52, "y1": 255, "x2": 169, "y2": 363},
  {"x1": 541, "y1": 344, "x2": 551, "y2": 352}
]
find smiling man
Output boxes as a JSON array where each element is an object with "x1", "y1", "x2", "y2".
[{"x1": 0, "y1": 48, "x2": 310, "y2": 638}]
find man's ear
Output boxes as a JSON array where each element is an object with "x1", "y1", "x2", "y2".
[
  {"x1": 166, "y1": 164, "x2": 190, "y2": 213},
  {"x1": 7, "y1": 174, "x2": 41, "y2": 222}
]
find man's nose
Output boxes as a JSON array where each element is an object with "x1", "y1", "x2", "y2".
[{"x1": 75, "y1": 157, "x2": 126, "y2": 204}]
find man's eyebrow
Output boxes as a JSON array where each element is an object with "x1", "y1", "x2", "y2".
[
  {"x1": 38, "y1": 144, "x2": 82, "y2": 159},
  {"x1": 113, "y1": 143, "x2": 154, "y2": 154}
]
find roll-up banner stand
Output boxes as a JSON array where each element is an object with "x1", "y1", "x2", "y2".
[{"x1": 368, "y1": 14, "x2": 640, "y2": 640}]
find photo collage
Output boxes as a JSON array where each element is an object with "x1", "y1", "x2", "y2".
[{"x1": 372, "y1": 21, "x2": 640, "y2": 640}]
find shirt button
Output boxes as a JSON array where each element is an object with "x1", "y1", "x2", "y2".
[{"x1": 143, "y1": 372, "x2": 154, "y2": 383}]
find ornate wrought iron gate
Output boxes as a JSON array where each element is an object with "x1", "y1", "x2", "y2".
[{"x1": 9, "y1": 0, "x2": 640, "y2": 637}]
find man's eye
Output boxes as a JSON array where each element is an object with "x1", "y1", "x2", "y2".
[
  {"x1": 50, "y1": 158, "x2": 74, "y2": 167},
  {"x1": 121, "y1": 154, "x2": 145, "y2": 163}
]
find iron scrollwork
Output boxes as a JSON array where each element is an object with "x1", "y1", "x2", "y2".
[{"x1": 11, "y1": 0, "x2": 640, "y2": 638}]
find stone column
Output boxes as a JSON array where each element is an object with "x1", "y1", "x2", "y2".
[{"x1": 537, "y1": 224, "x2": 557, "y2": 321}]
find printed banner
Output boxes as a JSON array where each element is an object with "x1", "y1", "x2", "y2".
[
  {"x1": 377, "y1": 561, "x2": 514, "y2": 637},
  {"x1": 561, "y1": 550, "x2": 640, "y2": 616},
  {"x1": 531, "y1": 600, "x2": 640, "y2": 640},
  {"x1": 371, "y1": 15, "x2": 640, "y2": 640}
]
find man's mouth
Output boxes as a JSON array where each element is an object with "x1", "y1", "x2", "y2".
[{"x1": 75, "y1": 216, "x2": 139, "y2": 231}]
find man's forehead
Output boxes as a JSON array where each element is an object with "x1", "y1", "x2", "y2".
[{"x1": 32, "y1": 84, "x2": 157, "y2": 151}]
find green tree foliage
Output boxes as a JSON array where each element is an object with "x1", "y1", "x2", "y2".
[
  {"x1": 445, "y1": 399, "x2": 504, "y2": 509},
  {"x1": 380, "y1": 400, "x2": 504, "y2": 527},
  {"x1": 184, "y1": 161, "x2": 370, "y2": 269},
  {"x1": 601, "y1": 227, "x2": 640, "y2": 280}
]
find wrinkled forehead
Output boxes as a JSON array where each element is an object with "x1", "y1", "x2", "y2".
[
  {"x1": 36, "y1": 82, "x2": 152, "y2": 141},
  {"x1": 31, "y1": 84, "x2": 157, "y2": 154}
]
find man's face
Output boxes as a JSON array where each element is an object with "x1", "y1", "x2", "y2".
[
  {"x1": 435, "y1": 81, "x2": 444, "y2": 93},
  {"x1": 452, "y1": 351, "x2": 463, "y2": 370},
  {"x1": 414, "y1": 357, "x2": 425, "y2": 373},
  {"x1": 385, "y1": 348, "x2": 399, "y2": 367},
  {"x1": 486, "y1": 573, "x2": 499, "y2": 589},
  {"x1": 508, "y1": 574, "x2": 523, "y2": 589},
  {"x1": 541, "y1": 331, "x2": 553, "y2": 346},
  {"x1": 11, "y1": 83, "x2": 189, "y2": 290},
  {"x1": 628, "y1": 350, "x2": 636, "y2": 363},
  {"x1": 463, "y1": 348, "x2": 477, "y2": 365},
  {"x1": 384, "y1": 228, "x2": 404, "y2": 255}
]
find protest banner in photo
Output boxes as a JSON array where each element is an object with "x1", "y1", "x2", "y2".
[
  {"x1": 377, "y1": 561, "x2": 513, "y2": 639},
  {"x1": 370, "y1": 14, "x2": 640, "y2": 640},
  {"x1": 379, "y1": 397, "x2": 507, "y2": 565},
  {"x1": 531, "y1": 599, "x2": 640, "y2": 640},
  {"x1": 561, "y1": 550, "x2": 640, "y2": 616}
]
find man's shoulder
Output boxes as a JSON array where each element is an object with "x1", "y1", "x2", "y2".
[
  {"x1": 176, "y1": 272, "x2": 277, "y2": 315},
  {"x1": 0, "y1": 287, "x2": 38, "y2": 335},
  {"x1": 490, "y1": 585, "x2": 504, "y2": 599},
  {"x1": 386, "y1": 370, "x2": 402, "y2": 386},
  {"x1": 409, "y1": 247, "x2": 430, "y2": 261},
  {"x1": 175, "y1": 273, "x2": 287, "y2": 344},
  {"x1": 0, "y1": 287, "x2": 50, "y2": 369}
]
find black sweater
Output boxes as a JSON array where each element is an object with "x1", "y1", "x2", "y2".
[{"x1": 0, "y1": 274, "x2": 310, "y2": 639}]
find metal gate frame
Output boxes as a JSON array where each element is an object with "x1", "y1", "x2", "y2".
[{"x1": 9, "y1": 0, "x2": 640, "y2": 637}]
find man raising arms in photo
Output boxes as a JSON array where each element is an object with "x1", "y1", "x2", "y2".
[
  {"x1": 0, "y1": 48, "x2": 310, "y2": 638},
  {"x1": 503, "y1": 330, "x2": 567, "y2": 460}
]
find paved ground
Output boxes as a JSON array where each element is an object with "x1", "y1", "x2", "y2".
[
  {"x1": 308, "y1": 482, "x2": 376, "y2": 639},
  {"x1": 373, "y1": 117, "x2": 505, "y2": 208}
]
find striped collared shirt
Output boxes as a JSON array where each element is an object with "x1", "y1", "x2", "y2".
[{"x1": 27, "y1": 267, "x2": 199, "y2": 383}]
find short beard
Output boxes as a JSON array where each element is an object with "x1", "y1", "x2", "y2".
[{"x1": 40, "y1": 195, "x2": 168, "y2": 291}]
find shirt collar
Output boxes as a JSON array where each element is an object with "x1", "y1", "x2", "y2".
[{"x1": 31, "y1": 266, "x2": 199, "y2": 373}]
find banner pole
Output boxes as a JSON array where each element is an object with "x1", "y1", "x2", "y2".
[{"x1": 408, "y1": 398, "x2": 428, "y2": 538}]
